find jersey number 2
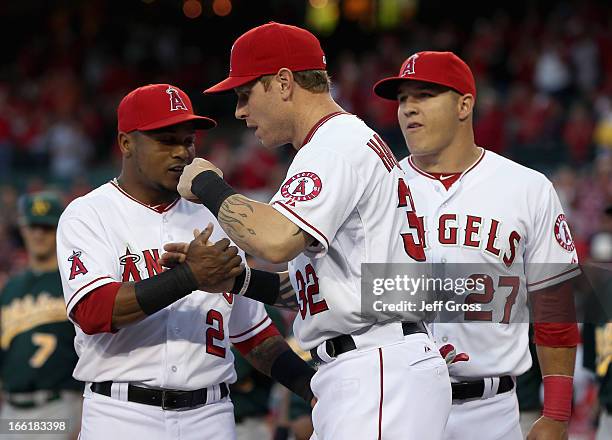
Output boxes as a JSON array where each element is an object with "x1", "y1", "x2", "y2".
[
  {"x1": 296, "y1": 264, "x2": 329, "y2": 319},
  {"x1": 205, "y1": 310, "x2": 226, "y2": 358}
]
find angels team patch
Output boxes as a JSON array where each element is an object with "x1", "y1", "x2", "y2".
[
  {"x1": 281, "y1": 172, "x2": 322, "y2": 202},
  {"x1": 554, "y1": 214, "x2": 575, "y2": 252}
]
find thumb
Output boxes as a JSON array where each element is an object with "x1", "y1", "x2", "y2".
[{"x1": 196, "y1": 223, "x2": 214, "y2": 244}]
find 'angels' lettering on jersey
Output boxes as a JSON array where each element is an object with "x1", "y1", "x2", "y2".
[
  {"x1": 400, "y1": 150, "x2": 579, "y2": 378},
  {"x1": 415, "y1": 213, "x2": 522, "y2": 267}
]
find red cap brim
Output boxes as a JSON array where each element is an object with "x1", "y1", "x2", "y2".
[
  {"x1": 204, "y1": 74, "x2": 261, "y2": 94},
  {"x1": 373, "y1": 77, "x2": 408, "y2": 101},
  {"x1": 137, "y1": 113, "x2": 217, "y2": 132},
  {"x1": 373, "y1": 75, "x2": 474, "y2": 101}
]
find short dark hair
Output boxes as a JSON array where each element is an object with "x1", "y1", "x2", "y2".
[{"x1": 259, "y1": 70, "x2": 331, "y2": 93}]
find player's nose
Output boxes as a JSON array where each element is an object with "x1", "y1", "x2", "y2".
[
  {"x1": 399, "y1": 101, "x2": 419, "y2": 117},
  {"x1": 235, "y1": 100, "x2": 247, "y2": 120},
  {"x1": 171, "y1": 144, "x2": 191, "y2": 160}
]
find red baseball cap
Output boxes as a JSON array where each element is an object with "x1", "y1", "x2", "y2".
[
  {"x1": 373, "y1": 51, "x2": 476, "y2": 101},
  {"x1": 118, "y1": 84, "x2": 216, "y2": 133},
  {"x1": 204, "y1": 22, "x2": 327, "y2": 94}
]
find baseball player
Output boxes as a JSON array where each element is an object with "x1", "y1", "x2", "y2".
[
  {"x1": 171, "y1": 22, "x2": 452, "y2": 440},
  {"x1": 373, "y1": 51, "x2": 581, "y2": 439},
  {"x1": 56, "y1": 84, "x2": 316, "y2": 440},
  {"x1": 0, "y1": 192, "x2": 82, "y2": 440}
]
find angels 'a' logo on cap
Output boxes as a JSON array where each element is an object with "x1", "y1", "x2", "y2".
[
  {"x1": 401, "y1": 54, "x2": 419, "y2": 77},
  {"x1": 166, "y1": 86, "x2": 188, "y2": 112},
  {"x1": 554, "y1": 214, "x2": 575, "y2": 252},
  {"x1": 281, "y1": 172, "x2": 322, "y2": 204}
]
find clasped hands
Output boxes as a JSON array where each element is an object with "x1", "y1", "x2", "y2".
[{"x1": 164, "y1": 223, "x2": 242, "y2": 293}]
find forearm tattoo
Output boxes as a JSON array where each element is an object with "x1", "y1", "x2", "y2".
[
  {"x1": 217, "y1": 194, "x2": 259, "y2": 254},
  {"x1": 244, "y1": 335, "x2": 289, "y2": 376}
]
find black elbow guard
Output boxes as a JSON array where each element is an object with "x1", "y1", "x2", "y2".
[{"x1": 270, "y1": 350, "x2": 315, "y2": 403}]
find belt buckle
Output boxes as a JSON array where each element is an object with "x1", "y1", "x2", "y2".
[
  {"x1": 325, "y1": 340, "x2": 336, "y2": 358},
  {"x1": 161, "y1": 390, "x2": 172, "y2": 410}
]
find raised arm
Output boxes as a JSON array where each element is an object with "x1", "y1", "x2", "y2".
[{"x1": 178, "y1": 159, "x2": 314, "y2": 263}]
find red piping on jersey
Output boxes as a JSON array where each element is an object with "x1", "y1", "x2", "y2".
[
  {"x1": 408, "y1": 148, "x2": 486, "y2": 181},
  {"x1": 66, "y1": 276, "x2": 114, "y2": 310},
  {"x1": 272, "y1": 201, "x2": 330, "y2": 249},
  {"x1": 229, "y1": 316, "x2": 270, "y2": 339},
  {"x1": 526, "y1": 266, "x2": 581, "y2": 288},
  {"x1": 378, "y1": 348, "x2": 384, "y2": 440},
  {"x1": 110, "y1": 180, "x2": 180, "y2": 214},
  {"x1": 301, "y1": 111, "x2": 350, "y2": 147},
  {"x1": 233, "y1": 323, "x2": 281, "y2": 356}
]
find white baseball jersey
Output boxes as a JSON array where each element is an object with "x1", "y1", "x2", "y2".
[
  {"x1": 57, "y1": 180, "x2": 272, "y2": 390},
  {"x1": 400, "y1": 149, "x2": 579, "y2": 378},
  {"x1": 269, "y1": 112, "x2": 427, "y2": 350}
]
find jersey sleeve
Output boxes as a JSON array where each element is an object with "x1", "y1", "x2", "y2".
[
  {"x1": 228, "y1": 295, "x2": 276, "y2": 353},
  {"x1": 269, "y1": 147, "x2": 361, "y2": 258},
  {"x1": 524, "y1": 180, "x2": 580, "y2": 292},
  {"x1": 57, "y1": 212, "x2": 118, "y2": 319}
]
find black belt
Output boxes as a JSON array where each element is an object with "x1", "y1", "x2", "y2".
[
  {"x1": 451, "y1": 376, "x2": 514, "y2": 400},
  {"x1": 90, "y1": 382, "x2": 229, "y2": 410},
  {"x1": 310, "y1": 321, "x2": 427, "y2": 364}
]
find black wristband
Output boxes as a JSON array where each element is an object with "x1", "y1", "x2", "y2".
[
  {"x1": 134, "y1": 263, "x2": 198, "y2": 315},
  {"x1": 270, "y1": 350, "x2": 315, "y2": 403},
  {"x1": 230, "y1": 268, "x2": 280, "y2": 305},
  {"x1": 230, "y1": 269, "x2": 247, "y2": 294},
  {"x1": 191, "y1": 171, "x2": 237, "y2": 217}
]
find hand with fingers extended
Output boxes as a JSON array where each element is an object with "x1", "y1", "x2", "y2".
[
  {"x1": 160, "y1": 240, "x2": 191, "y2": 269},
  {"x1": 181, "y1": 223, "x2": 243, "y2": 292}
]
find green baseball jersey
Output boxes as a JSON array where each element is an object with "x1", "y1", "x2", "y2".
[{"x1": 0, "y1": 269, "x2": 81, "y2": 392}]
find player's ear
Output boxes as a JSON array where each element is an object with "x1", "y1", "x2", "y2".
[
  {"x1": 118, "y1": 132, "x2": 134, "y2": 158},
  {"x1": 457, "y1": 93, "x2": 474, "y2": 121},
  {"x1": 277, "y1": 68, "x2": 294, "y2": 100}
]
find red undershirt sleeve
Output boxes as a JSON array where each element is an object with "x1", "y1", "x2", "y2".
[{"x1": 72, "y1": 282, "x2": 122, "y2": 335}]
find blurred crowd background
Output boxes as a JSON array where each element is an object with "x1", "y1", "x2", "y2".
[{"x1": 1, "y1": 0, "x2": 611, "y2": 438}]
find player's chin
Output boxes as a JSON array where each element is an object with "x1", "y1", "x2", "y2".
[
  {"x1": 161, "y1": 175, "x2": 181, "y2": 194},
  {"x1": 259, "y1": 136, "x2": 283, "y2": 150},
  {"x1": 404, "y1": 139, "x2": 431, "y2": 155}
]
